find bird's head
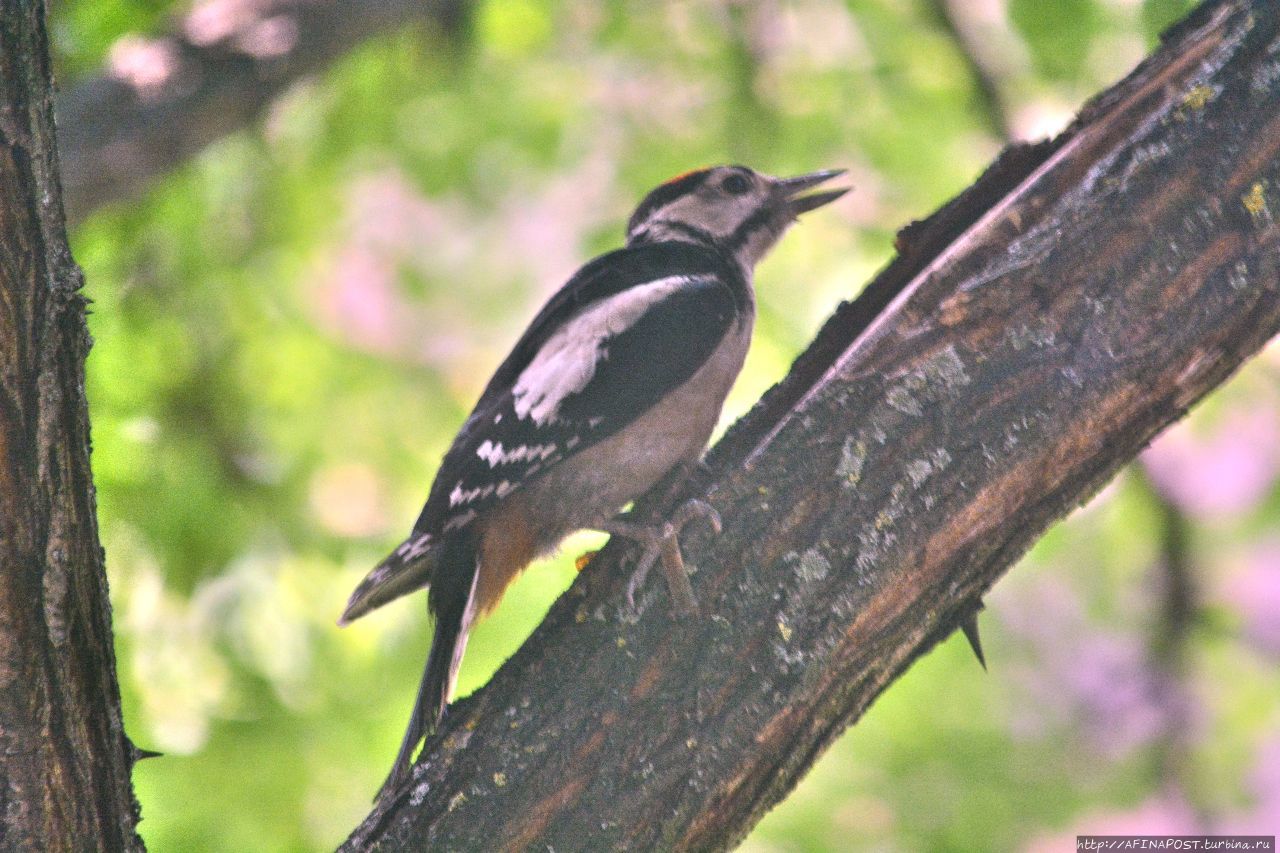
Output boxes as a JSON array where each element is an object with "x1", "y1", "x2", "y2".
[{"x1": 626, "y1": 165, "x2": 847, "y2": 269}]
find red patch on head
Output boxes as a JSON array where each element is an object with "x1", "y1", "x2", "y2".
[{"x1": 662, "y1": 167, "x2": 710, "y2": 186}]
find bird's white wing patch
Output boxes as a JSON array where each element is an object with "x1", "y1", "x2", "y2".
[
  {"x1": 512, "y1": 274, "x2": 712, "y2": 425},
  {"x1": 444, "y1": 563, "x2": 482, "y2": 703},
  {"x1": 395, "y1": 532, "x2": 434, "y2": 560},
  {"x1": 475, "y1": 439, "x2": 557, "y2": 467}
]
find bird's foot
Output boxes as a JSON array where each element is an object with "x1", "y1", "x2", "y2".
[{"x1": 599, "y1": 499, "x2": 722, "y2": 614}]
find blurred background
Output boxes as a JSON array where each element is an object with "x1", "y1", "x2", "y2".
[{"x1": 51, "y1": 0, "x2": 1279, "y2": 849}]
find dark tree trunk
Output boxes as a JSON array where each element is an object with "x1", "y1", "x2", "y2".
[
  {"x1": 0, "y1": 3, "x2": 142, "y2": 849},
  {"x1": 343, "y1": 1, "x2": 1280, "y2": 849}
]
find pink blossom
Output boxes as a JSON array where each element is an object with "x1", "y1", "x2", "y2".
[
  {"x1": 322, "y1": 249, "x2": 398, "y2": 353},
  {"x1": 1222, "y1": 543, "x2": 1280, "y2": 659},
  {"x1": 1240, "y1": 737, "x2": 1280, "y2": 832},
  {"x1": 1026, "y1": 792, "x2": 1199, "y2": 852},
  {"x1": 997, "y1": 578, "x2": 1169, "y2": 759},
  {"x1": 1142, "y1": 404, "x2": 1280, "y2": 519}
]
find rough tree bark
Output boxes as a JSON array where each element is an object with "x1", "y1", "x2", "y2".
[
  {"x1": 0, "y1": 3, "x2": 143, "y2": 850},
  {"x1": 56, "y1": 0, "x2": 467, "y2": 224},
  {"x1": 344, "y1": 1, "x2": 1280, "y2": 849}
]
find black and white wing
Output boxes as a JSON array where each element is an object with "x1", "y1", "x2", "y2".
[
  {"x1": 340, "y1": 242, "x2": 743, "y2": 623},
  {"x1": 411, "y1": 241, "x2": 745, "y2": 538}
]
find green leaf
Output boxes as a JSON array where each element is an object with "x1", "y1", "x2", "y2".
[
  {"x1": 1009, "y1": 0, "x2": 1102, "y2": 81},
  {"x1": 1141, "y1": 0, "x2": 1200, "y2": 45}
]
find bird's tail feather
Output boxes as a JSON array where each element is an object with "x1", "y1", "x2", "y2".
[
  {"x1": 376, "y1": 530, "x2": 481, "y2": 799},
  {"x1": 339, "y1": 533, "x2": 440, "y2": 626}
]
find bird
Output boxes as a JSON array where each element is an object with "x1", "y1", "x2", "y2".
[{"x1": 338, "y1": 164, "x2": 848, "y2": 796}]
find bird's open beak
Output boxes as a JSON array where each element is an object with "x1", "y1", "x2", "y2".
[{"x1": 777, "y1": 168, "x2": 849, "y2": 214}]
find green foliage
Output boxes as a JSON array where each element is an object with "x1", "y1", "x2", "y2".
[
  {"x1": 1010, "y1": 0, "x2": 1101, "y2": 81},
  {"x1": 51, "y1": 0, "x2": 172, "y2": 77},
  {"x1": 52, "y1": 0, "x2": 1280, "y2": 849},
  {"x1": 1141, "y1": 0, "x2": 1203, "y2": 43}
]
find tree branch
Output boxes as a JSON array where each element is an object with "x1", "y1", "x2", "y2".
[
  {"x1": 1136, "y1": 464, "x2": 1200, "y2": 794},
  {"x1": 0, "y1": 3, "x2": 142, "y2": 848},
  {"x1": 343, "y1": 1, "x2": 1280, "y2": 848},
  {"x1": 923, "y1": 0, "x2": 1015, "y2": 142},
  {"x1": 55, "y1": 0, "x2": 467, "y2": 224}
]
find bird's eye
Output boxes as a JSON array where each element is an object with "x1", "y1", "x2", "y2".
[{"x1": 721, "y1": 173, "x2": 752, "y2": 195}]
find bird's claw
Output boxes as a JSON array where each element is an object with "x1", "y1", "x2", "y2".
[
  {"x1": 669, "y1": 497, "x2": 721, "y2": 537},
  {"x1": 603, "y1": 498, "x2": 721, "y2": 615},
  {"x1": 624, "y1": 548, "x2": 659, "y2": 612}
]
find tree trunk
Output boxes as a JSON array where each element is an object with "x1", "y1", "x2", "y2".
[
  {"x1": 343, "y1": 1, "x2": 1280, "y2": 849},
  {"x1": 0, "y1": 3, "x2": 142, "y2": 849}
]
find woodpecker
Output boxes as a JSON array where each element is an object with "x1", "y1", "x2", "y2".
[{"x1": 339, "y1": 165, "x2": 847, "y2": 795}]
